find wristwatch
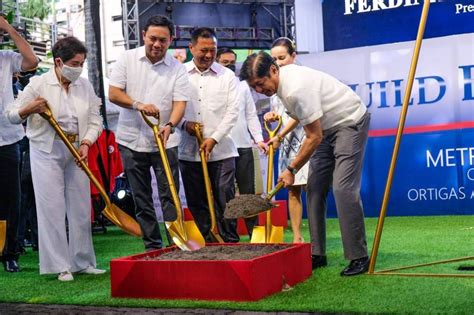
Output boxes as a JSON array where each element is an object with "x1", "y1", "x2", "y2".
[
  {"x1": 165, "y1": 122, "x2": 176, "y2": 134},
  {"x1": 287, "y1": 165, "x2": 298, "y2": 175}
]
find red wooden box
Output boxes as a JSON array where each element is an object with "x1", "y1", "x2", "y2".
[{"x1": 110, "y1": 243, "x2": 311, "y2": 301}]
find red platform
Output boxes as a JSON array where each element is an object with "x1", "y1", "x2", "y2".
[{"x1": 110, "y1": 243, "x2": 311, "y2": 301}]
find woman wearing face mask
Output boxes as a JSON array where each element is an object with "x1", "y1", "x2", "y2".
[
  {"x1": 263, "y1": 37, "x2": 308, "y2": 243},
  {"x1": 6, "y1": 37, "x2": 104, "y2": 281}
]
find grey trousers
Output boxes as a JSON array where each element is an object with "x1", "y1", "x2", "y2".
[
  {"x1": 179, "y1": 157, "x2": 238, "y2": 243},
  {"x1": 306, "y1": 112, "x2": 370, "y2": 260},
  {"x1": 235, "y1": 147, "x2": 258, "y2": 236},
  {"x1": 119, "y1": 145, "x2": 179, "y2": 251}
]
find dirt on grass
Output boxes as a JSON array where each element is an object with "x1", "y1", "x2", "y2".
[{"x1": 143, "y1": 244, "x2": 290, "y2": 261}]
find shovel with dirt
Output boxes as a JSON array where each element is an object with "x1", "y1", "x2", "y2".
[
  {"x1": 224, "y1": 117, "x2": 285, "y2": 243},
  {"x1": 194, "y1": 124, "x2": 225, "y2": 243},
  {"x1": 141, "y1": 112, "x2": 205, "y2": 251},
  {"x1": 224, "y1": 181, "x2": 284, "y2": 219},
  {"x1": 251, "y1": 118, "x2": 284, "y2": 243},
  {"x1": 39, "y1": 103, "x2": 142, "y2": 237}
]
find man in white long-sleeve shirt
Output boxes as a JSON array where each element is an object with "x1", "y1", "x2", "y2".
[
  {"x1": 216, "y1": 48, "x2": 267, "y2": 237},
  {"x1": 179, "y1": 29, "x2": 240, "y2": 242}
]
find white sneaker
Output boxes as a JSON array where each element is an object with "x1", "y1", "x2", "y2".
[
  {"x1": 79, "y1": 266, "x2": 106, "y2": 275},
  {"x1": 58, "y1": 271, "x2": 74, "y2": 282}
]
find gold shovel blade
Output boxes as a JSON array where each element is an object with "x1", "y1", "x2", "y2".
[
  {"x1": 250, "y1": 225, "x2": 284, "y2": 243},
  {"x1": 102, "y1": 204, "x2": 142, "y2": 237},
  {"x1": 0, "y1": 220, "x2": 6, "y2": 253},
  {"x1": 183, "y1": 221, "x2": 206, "y2": 247},
  {"x1": 166, "y1": 220, "x2": 205, "y2": 251}
]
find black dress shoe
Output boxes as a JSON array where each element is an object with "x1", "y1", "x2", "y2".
[
  {"x1": 312, "y1": 255, "x2": 328, "y2": 270},
  {"x1": 3, "y1": 259, "x2": 20, "y2": 272},
  {"x1": 340, "y1": 256, "x2": 369, "y2": 276}
]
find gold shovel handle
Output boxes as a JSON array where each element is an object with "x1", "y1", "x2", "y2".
[
  {"x1": 263, "y1": 114, "x2": 282, "y2": 190},
  {"x1": 263, "y1": 115, "x2": 282, "y2": 240},
  {"x1": 264, "y1": 114, "x2": 282, "y2": 177},
  {"x1": 193, "y1": 123, "x2": 204, "y2": 144},
  {"x1": 194, "y1": 124, "x2": 221, "y2": 239},
  {"x1": 266, "y1": 181, "x2": 284, "y2": 200},
  {"x1": 140, "y1": 111, "x2": 160, "y2": 129},
  {"x1": 140, "y1": 111, "x2": 183, "y2": 224},
  {"x1": 264, "y1": 115, "x2": 282, "y2": 138},
  {"x1": 39, "y1": 103, "x2": 111, "y2": 205}
]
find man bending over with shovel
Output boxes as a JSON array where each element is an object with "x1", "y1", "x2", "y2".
[{"x1": 240, "y1": 51, "x2": 371, "y2": 276}]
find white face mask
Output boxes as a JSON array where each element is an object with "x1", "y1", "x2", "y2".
[{"x1": 60, "y1": 61, "x2": 83, "y2": 82}]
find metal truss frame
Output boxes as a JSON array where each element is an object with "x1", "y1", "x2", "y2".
[{"x1": 122, "y1": 0, "x2": 295, "y2": 49}]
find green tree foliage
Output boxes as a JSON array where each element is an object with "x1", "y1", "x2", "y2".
[{"x1": 20, "y1": 0, "x2": 51, "y2": 21}]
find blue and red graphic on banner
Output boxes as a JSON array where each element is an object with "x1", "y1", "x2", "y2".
[{"x1": 296, "y1": 30, "x2": 474, "y2": 217}]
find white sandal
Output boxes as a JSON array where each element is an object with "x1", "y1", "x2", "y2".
[{"x1": 58, "y1": 271, "x2": 74, "y2": 282}]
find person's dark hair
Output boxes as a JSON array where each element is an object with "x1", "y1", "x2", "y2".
[
  {"x1": 239, "y1": 51, "x2": 278, "y2": 82},
  {"x1": 216, "y1": 47, "x2": 236, "y2": 61},
  {"x1": 191, "y1": 27, "x2": 217, "y2": 45},
  {"x1": 143, "y1": 15, "x2": 174, "y2": 36},
  {"x1": 52, "y1": 36, "x2": 87, "y2": 62},
  {"x1": 271, "y1": 37, "x2": 296, "y2": 55}
]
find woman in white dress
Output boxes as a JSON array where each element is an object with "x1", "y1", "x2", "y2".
[
  {"x1": 6, "y1": 37, "x2": 105, "y2": 281},
  {"x1": 266, "y1": 37, "x2": 308, "y2": 243}
]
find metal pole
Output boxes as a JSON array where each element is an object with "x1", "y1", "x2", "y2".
[
  {"x1": 51, "y1": 0, "x2": 57, "y2": 44},
  {"x1": 368, "y1": 0, "x2": 430, "y2": 274},
  {"x1": 15, "y1": 0, "x2": 20, "y2": 23},
  {"x1": 376, "y1": 256, "x2": 474, "y2": 273}
]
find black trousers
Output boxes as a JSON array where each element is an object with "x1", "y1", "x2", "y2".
[
  {"x1": 18, "y1": 143, "x2": 38, "y2": 248},
  {"x1": 0, "y1": 142, "x2": 21, "y2": 260},
  {"x1": 119, "y1": 145, "x2": 179, "y2": 250},
  {"x1": 235, "y1": 147, "x2": 258, "y2": 236},
  {"x1": 180, "y1": 157, "x2": 238, "y2": 243}
]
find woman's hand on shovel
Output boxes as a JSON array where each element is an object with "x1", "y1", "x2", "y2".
[
  {"x1": 263, "y1": 111, "x2": 278, "y2": 122},
  {"x1": 18, "y1": 96, "x2": 47, "y2": 120},
  {"x1": 76, "y1": 140, "x2": 91, "y2": 169}
]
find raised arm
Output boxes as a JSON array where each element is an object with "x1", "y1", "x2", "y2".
[{"x1": 0, "y1": 16, "x2": 38, "y2": 70}]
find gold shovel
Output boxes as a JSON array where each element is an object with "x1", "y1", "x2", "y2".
[
  {"x1": 251, "y1": 117, "x2": 284, "y2": 243},
  {"x1": 194, "y1": 124, "x2": 225, "y2": 243},
  {"x1": 141, "y1": 112, "x2": 205, "y2": 251},
  {"x1": 224, "y1": 181, "x2": 284, "y2": 219},
  {"x1": 39, "y1": 103, "x2": 141, "y2": 237}
]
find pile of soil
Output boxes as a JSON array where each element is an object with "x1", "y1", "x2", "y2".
[
  {"x1": 224, "y1": 194, "x2": 275, "y2": 219},
  {"x1": 143, "y1": 244, "x2": 289, "y2": 261}
]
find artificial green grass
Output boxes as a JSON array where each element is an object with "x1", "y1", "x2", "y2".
[{"x1": 0, "y1": 216, "x2": 472, "y2": 314}]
